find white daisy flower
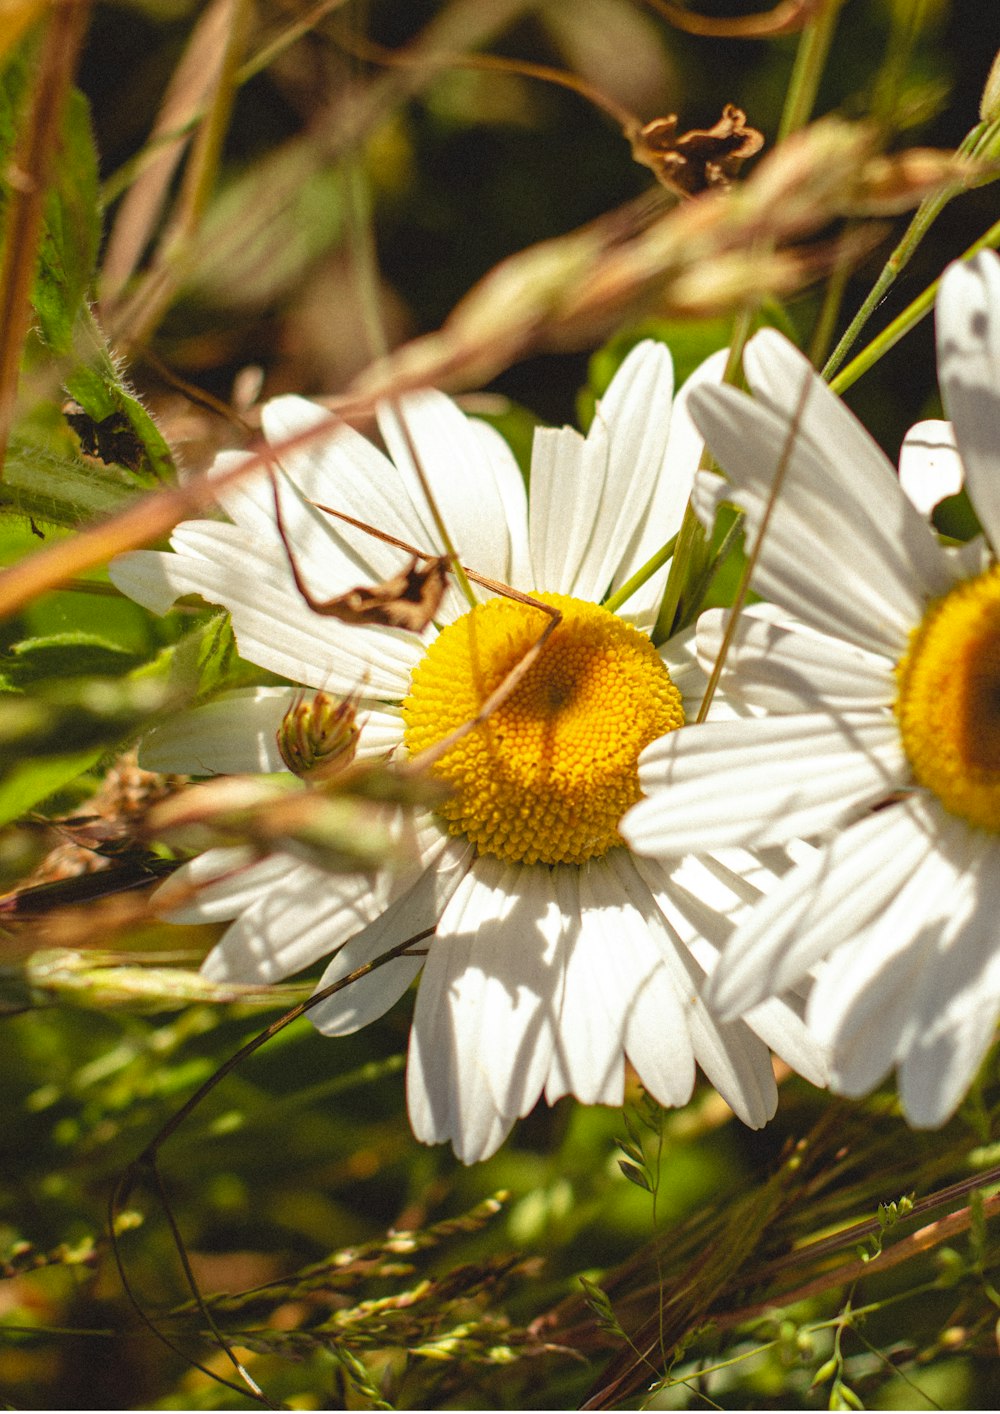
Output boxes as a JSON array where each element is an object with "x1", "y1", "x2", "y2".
[
  {"x1": 110, "y1": 341, "x2": 824, "y2": 1163},
  {"x1": 623, "y1": 251, "x2": 1000, "y2": 1129}
]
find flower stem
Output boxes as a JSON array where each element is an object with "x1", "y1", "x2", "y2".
[
  {"x1": 776, "y1": 0, "x2": 845, "y2": 142},
  {"x1": 829, "y1": 211, "x2": 1000, "y2": 396},
  {"x1": 823, "y1": 116, "x2": 1000, "y2": 381}
]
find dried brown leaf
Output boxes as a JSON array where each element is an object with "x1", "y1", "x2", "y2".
[
  {"x1": 316, "y1": 555, "x2": 449, "y2": 630},
  {"x1": 630, "y1": 104, "x2": 764, "y2": 196}
]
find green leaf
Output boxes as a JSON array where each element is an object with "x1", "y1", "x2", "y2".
[
  {"x1": 0, "y1": 632, "x2": 143, "y2": 688},
  {"x1": 0, "y1": 746, "x2": 101, "y2": 827},
  {"x1": 617, "y1": 1159, "x2": 652, "y2": 1192},
  {"x1": 138, "y1": 611, "x2": 271, "y2": 704},
  {"x1": 0, "y1": 434, "x2": 143, "y2": 526},
  {"x1": 63, "y1": 311, "x2": 176, "y2": 483},
  {"x1": 33, "y1": 88, "x2": 100, "y2": 353},
  {"x1": 0, "y1": 55, "x2": 100, "y2": 354},
  {"x1": 0, "y1": 675, "x2": 171, "y2": 758}
]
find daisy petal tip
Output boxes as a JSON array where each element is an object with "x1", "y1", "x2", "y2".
[
  {"x1": 199, "y1": 947, "x2": 236, "y2": 985},
  {"x1": 107, "y1": 550, "x2": 182, "y2": 616},
  {"x1": 898, "y1": 419, "x2": 964, "y2": 514}
]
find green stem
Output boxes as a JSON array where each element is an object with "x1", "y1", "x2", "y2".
[
  {"x1": 776, "y1": 0, "x2": 844, "y2": 142},
  {"x1": 829, "y1": 211, "x2": 1000, "y2": 396},
  {"x1": 603, "y1": 535, "x2": 677, "y2": 615},
  {"x1": 808, "y1": 244, "x2": 851, "y2": 368},
  {"x1": 823, "y1": 117, "x2": 1000, "y2": 380},
  {"x1": 651, "y1": 310, "x2": 753, "y2": 644}
]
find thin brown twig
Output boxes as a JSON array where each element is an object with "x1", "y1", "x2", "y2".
[
  {"x1": 753, "y1": 1161, "x2": 1000, "y2": 1281},
  {"x1": 329, "y1": 22, "x2": 639, "y2": 134},
  {"x1": 138, "y1": 345, "x2": 255, "y2": 433},
  {"x1": 712, "y1": 1189, "x2": 1000, "y2": 1331}
]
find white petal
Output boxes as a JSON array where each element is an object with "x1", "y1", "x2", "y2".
[
  {"x1": 377, "y1": 392, "x2": 519, "y2": 593},
  {"x1": 528, "y1": 343, "x2": 675, "y2": 600},
  {"x1": 235, "y1": 459, "x2": 375, "y2": 597},
  {"x1": 574, "y1": 341, "x2": 677, "y2": 601},
  {"x1": 206, "y1": 450, "x2": 282, "y2": 541},
  {"x1": 695, "y1": 604, "x2": 895, "y2": 714},
  {"x1": 138, "y1": 687, "x2": 300, "y2": 775},
  {"x1": 528, "y1": 421, "x2": 610, "y2": 597},
  {"x1": 689, "y1": 336, "x2": 954, "y2": 654},
  {"x1": 465, "y1": 418, "x2": 533, "y2": 588},
  {"x1": 648, "y1": 926, "x2": 777, "y2": 1129},
  {"x1": 612, "y1": 349, "x2": 729, "y2": 622},
  {"x1": 744, "y1": 329, "x2": 907, "y2": 512},
  {"x1": 742, "y1": 993, "x2": 829, "y2": 1090},
  {"x1": 261, "y1": 396, "x2": 432, "y2": 581},
  {"x1": 110, "y1": 546, "x2": 206, "y2": 617},
  {"x1": 937, "y1": 250, "x2": 1000, "y2": 549},
  {"x1": 406, "y1": 857, "x2": 568, "y2": 1162},
  {"x1": 708, "y1": 797, "x2": 939, "y2": 1018},
  {"x1": 545, "y1": 866, "x2": 627, "y2": 1107},
  {"x1": 546, "y1": 856, "x2": 697, "y2": 1109},
  {"x1": 113, "y1": 530, "x2": 422, "y2": 697},
  {"x1": 309, "y1": 837, "x2": 472, "y2": 1035},
  {"x1": 624, "y1": 713, "x2": 907, "y2": 854},
  {"x1": 895, "y1": 824, "x2": 1000, "y2": 1125},
  {"x1": 155, "y1": 847, "x2": 292, "y2": 923},
  {"x1": 599, "y1": 852, "x2": 700, "y2": 1109},
  {"x1": 199, "y1": 810, "x2": 440, "y2": 983},
  {"x1": 898, "y1": 419, "x2": 964, "y2": 514},
  {"x1": 199, "y1": 862, "x2": 385, "y2": 983},
  {"x1": 901, "y1": 992, "x2": 999, "y2": 1129},
  {"x1": 808, "y1": 825, "x2": 973, "y2": 1099},
  {"x1": 657, "y1": 623, "x2": 708, "y2": 710},
  {"x1": 630, "y1": 851, "x2": 828, "y2": 1088},
  {"x1": 354, "y1": 706, "x2": 407, "y2": 761}
]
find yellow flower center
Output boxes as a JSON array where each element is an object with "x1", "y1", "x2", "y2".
[
  {"x1": 896, "y1": 563, "x2": 1000, "y2": 831},
  {"x1": 402, "y1": 593, "x2": 685, "y2": 865}
]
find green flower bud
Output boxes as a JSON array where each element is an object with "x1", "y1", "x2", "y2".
[{"x1": 277, "y1": 691, "x2": 359, "y2": 780}]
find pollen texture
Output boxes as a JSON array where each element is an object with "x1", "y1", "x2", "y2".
[
  {"x1": 896, "y1": 564, "x2": 1000, "y2": 831},
  {"x1": 403, "y1": 593, "x2": 685, "y2": 864}
]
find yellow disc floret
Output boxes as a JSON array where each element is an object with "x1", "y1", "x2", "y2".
[
  {"x1": 403, "y1": 593, "x2": 685, "y2": 865},
  {"x1": 896, "y1": 563, "x2": 1000, "y2": 831}
]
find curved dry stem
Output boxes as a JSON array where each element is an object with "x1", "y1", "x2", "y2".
[{"x1": 641, "y1": 0, "x2": 815, "y2": 38}]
